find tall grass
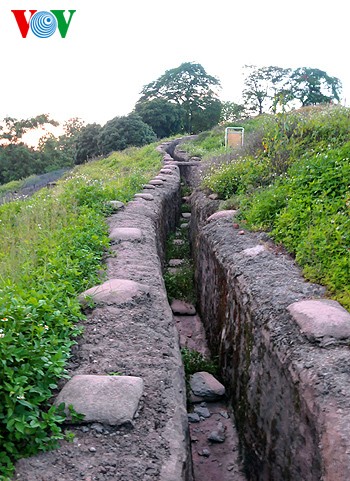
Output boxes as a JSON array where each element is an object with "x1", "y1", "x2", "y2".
[{"x1": 0, "y1": 144, "x2": 162, "y2": 479}]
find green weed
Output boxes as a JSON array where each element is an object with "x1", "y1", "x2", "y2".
[
  {"x1": 0, "y1": 143, "x2": 162, "y2": 477},
  {"x1": 181, "y1": 348, "x2": 218, "y2": 377}
]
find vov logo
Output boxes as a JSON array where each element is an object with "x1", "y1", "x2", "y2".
[{"x1": 11, "y1": 10, "x2": 76, "y2": 38}]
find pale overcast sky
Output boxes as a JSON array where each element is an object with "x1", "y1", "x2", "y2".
[{"x1": 1, "y1": 0, "x2": 349, "y2": 126}]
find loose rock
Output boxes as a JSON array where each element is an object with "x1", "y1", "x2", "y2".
[
  {"x1": 208, "y1": 422, "x2": 226, "y2": 443},
  {"x1": 168, "y1": 259, "x2": 184, "y2": 267},
  {"x1": 194, "y1": 406, "x2": 211, "y2": 418},
  {"x1": 190, "y1": 372, "x2": 225, "y2": 401},
  {"x1": 171, "y1": 300, "x2": 196, "y2": 315},
  {"x1": 188, "y1": 413, "x2": 200, "y2": 423}
]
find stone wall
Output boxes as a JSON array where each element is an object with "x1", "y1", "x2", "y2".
[
  {"x1": 14, "y1": 162, "x2": 192, "y2": 481},
  {"x1": 189, "y1": 190, "x2": 350, "y2": 481}
]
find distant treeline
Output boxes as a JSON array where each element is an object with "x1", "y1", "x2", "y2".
[{"x1": 0, "y1": 63, "x2": 342, "y2": 185}]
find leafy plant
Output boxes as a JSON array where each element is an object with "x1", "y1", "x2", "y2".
[
  {"x1": 181, "y1": 348, "x2": 218, "y2": 377},
  {"x1": 193, "y1": 105, "x2": 350, "y2": 310},
  {"x1": 0, "y1": 143, "x2": 162, "y2": 477}
]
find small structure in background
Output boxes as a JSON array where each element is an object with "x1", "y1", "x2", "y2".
[{"x1": 225, "y1": 127, "x2": 244, "y2": 148}]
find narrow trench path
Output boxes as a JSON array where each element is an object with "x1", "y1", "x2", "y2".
[{"x1": 164, "y1": 192, "x2": 247, "y2": 481}]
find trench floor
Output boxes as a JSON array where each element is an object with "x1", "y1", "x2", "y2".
[{"x1": 165, "y1": 203, "x2": 247, "y2": 481}]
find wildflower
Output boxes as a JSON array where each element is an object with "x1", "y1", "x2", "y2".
[
  {"x1": 17, "y1": 395, "x2": 25, "y2": 400},
  {"x1": 44, "y1": 325, "x2": 49, "y2": 330},
  {"x1": 1, "y1": 317, "x2": 8, "y2": 322}
]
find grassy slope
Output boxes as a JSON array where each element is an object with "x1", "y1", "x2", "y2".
[
  {"x1": 182, "y1": 105, "x2": 350, "y2": 310},
  {"x1": 0, "y1": 144, "x2": 162, "y2": 479}
]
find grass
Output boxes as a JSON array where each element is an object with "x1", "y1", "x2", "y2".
[
  {"x1": 184, "y1": 105, "x2": 350, "y2": 310},
  {"x1": 0, "y1": 143, "x2": 162, "y2": 479},
  {"x1": 164, "y1": 228, "x2": 196, "y2": 304}
]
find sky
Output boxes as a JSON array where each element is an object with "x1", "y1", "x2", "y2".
[{"x1": 1, "y1": 0, "x2": 350, "y2": 128}]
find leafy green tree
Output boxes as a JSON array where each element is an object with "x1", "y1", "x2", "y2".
[
  {"x1": 290, "y1": 67, "x2": 342, "y2": 106},
  {"x1": 58, "y1": 117, "x2": 85, "y2": 162},
  {"x1": 0, "y1": 114, "x2": 59, "y2": 144},
  {"x1": 0, "y1": 144, "x2": 38, "y2": 183},
  {"x1": 139, "y1": 62, "x2": 221, "y2": 133},
  {"x1": 75, "y1": 123, "x2": 102, "y2": 164},
  {"x1": 220, "y1": 101, "x2": 248, "y2": 123},
  {"x1": 191, "y1": 98, "x2": 222, "y2": 132},
  {"x1": 98, "y1": 114, "x2": 156, "y2": 155},
  {"x1": 242, "y1": 65, "x2": 291, "y2": 115},
  {"x1": 134, "y1": 99, "x2": 183, "y2": 138}
]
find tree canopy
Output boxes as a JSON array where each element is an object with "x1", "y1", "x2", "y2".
[
  {"x1": 242, "y1": 65, "x2": 342, "y2": 114},
  {"x1": 0, "y1": 114, "x2": 59, "y2": 144},
  {"x1": 75, "y1": 123, "x2": 102, "y2": 164},
  {"x1": 290, "y1": 67, "x2": 342, "y2": 106},
  {"x1": 98, "y1": 114, "x2": 156, "y2": 155},
  {"x1": 134, "y1": 99, "x2": 183, "y2": 138},
  {"x1": 139, "y1": 62, "x2": 221, "y2": 133}
]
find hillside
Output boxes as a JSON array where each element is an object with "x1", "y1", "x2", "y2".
[
  {"x1": 181, "y1": 105, "x2": 350, "y2": 310},
  {"x1": 0, "y1": 144, "x2": 162, "y2": 478}
]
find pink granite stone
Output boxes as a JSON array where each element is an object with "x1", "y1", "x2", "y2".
[{"x1": 288, "y1": 299, "x2": 350, "y2": 345}]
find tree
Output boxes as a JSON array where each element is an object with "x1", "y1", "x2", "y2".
[
  {"x1": 242, "y1": 65, "x2": 291, "y2": 115},
  {"x1": 220, "y1": 101, "x2": 248, "y2": 123},
  {"x1": 75, "y1": 123, "x2": 102, "y2": 163},
  {"x1": 290, "y1": 67, "x2": 342, "y2": 106},
  {"x1": 134, "y1": 99, "x2": 183, "y2": 138},
  {"x1": 0, "y1": 144, "x2": 38, "y2": 184},
  {"x1": 191, "y1": 98, "x2": 222, "y2": 132},
  {"x1": 98, "y1": 114, "x2": 156, "y2": 155},
  {"x1": 58, "y1": 117, "x2": 85, "y2": 161},
  {"x1": 139, "y1": 62, "x2": 221, "y2": 133},
  {"x1": 0, "y1": 114, "x2": 59, "y2": 144}
]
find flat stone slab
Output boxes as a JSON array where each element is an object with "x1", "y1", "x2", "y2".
[
  {"x1": 287, "y1": 299, "x2": 350, "y2": 346},
  {"x1": 180, "y1": 223, "x2": 189, "y2": 229},
  {"x1": 159, "y1": 169, "x2": 174, "y2": 175},
  {"x1": 55, "y1": 375, "x2": 144, "y2": 426},
  {"x1": 181, "y1": 213, "x2": 191, "y2": 219},
  {"x1": 207, "y1": 210, "x2": 238, "y2": 222},
  {"x1": 242, "y1": 245, "x2": 266, "y2": 258},
  {"x1": 173, "y1": 239, "x2": 185, "y2": 246},
  {"x1": 107, "y1": 200, "x2": 125, "y2": 210},
  {"x1": 142, "y1": 184, "x2": 156, "y2": 190},
  {"x1": 110, "y1": 227, "x2": 143, "y2": 242},
  {"x1": 190, "y1": 372, "x2": 225, "y2": 402},
  {"x1": 149, "y1": 179, "x2": 164, "y2": 186},
  {"x1": 154, "y1": 175, "x2": 168, "y2": 181},
  {"x1": 134, "y1": 193, "x2": 154, "y2": 201},
  {"x1": 79, "y1": 279, "x2": 149, "y2": 307},
  {"x1": 168, "y1": 259, "x2": 184, "y2": 267},
  {"x1": 171, "y1": 299, "x2": 196, "y2": 315}
]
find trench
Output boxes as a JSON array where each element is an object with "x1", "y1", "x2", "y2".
[
  {"x1": 13, "y1": 138, "x2": 350, "y2": 481},
  {"x1": 163, "y1": 187, "x2": 247, "y2": 481},
  {"x1": 164, "y1": 138, "x2": 350, "y2": 481}
]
